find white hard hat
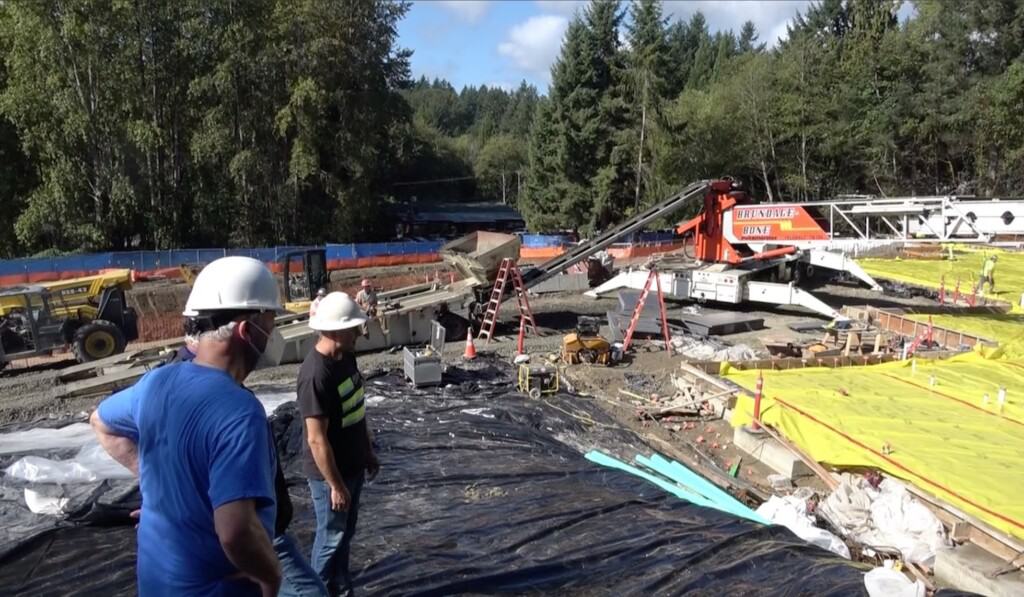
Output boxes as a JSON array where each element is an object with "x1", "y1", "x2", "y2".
[
  {"x1": 309, "y1": 292, "x2": 367, "y2": 331},
  {"x1": 183, "y1": 256, "x2": 282, "y2": 316}
]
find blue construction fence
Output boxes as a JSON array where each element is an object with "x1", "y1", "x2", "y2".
[
  {"x1": 325, "y1": 241, "x2": 444, "y2": 260},
  {"x1": 521, "y1": 231, "x2": 678, "y2": 248},
  {"x1": 0, "y1": 244, "x2": 436, "y2": 281},
  {"x1": 0, "y1": 247, "x2": 316, "y2": 277},
  {"x1": 0, "y1": 232, "x2": 678, "y2": 281}
]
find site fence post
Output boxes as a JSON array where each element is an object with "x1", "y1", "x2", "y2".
[{"x1": 752, "y1": 373, "x2": 764, "y2": 431}]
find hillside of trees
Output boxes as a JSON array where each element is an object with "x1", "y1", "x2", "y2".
[
  {"x1": 0, "y1": 0, "x2": 1023, "y2": 256},
  {"x1": 396, "y1": 78, "x2": 538, "y2": 204},
  {"x1": 522, "y1": 0, "x2": 1024, "y2": 233}
]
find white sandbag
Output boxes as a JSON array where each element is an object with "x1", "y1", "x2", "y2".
[
  {"x1": 23, "y1": 488, "x2": 69, "y2": 515},
  {"x1": 756, "y1": 495, "x2": 851, "y2": 559},
  {"x1": 863, "y1": 567, "x2": 925, "y2": 597},
  {"x1": 820, "y1": 474, "x2": 946, "y2": 566}
]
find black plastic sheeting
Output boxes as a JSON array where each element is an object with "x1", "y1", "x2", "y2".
[
  {"x1": 0, "y1": 359, "x2": 978, "y2": 596},
  {"x1": 0, "y1": 421, "x2": 141, "y2": 568}
]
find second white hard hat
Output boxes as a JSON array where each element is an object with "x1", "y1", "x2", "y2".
[
  {"x1": 183, "y1": 256, "x2": 283, "y2": 316},
  {"x1": 309, "y1": 292, "x2": 367, "y2": 331}
]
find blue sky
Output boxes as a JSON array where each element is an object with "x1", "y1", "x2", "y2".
[
  {"x1": 398, "y1": 1, "x2": 917, "y2": 92},
  {"x1": 398, "y1": 1, "x2": 809, "y2": 92}
]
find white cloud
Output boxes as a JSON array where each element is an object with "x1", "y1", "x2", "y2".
[
  {"x1": 767, "y1": 19, "x2": 793, "y2": 47},
  {"x1": 486, "y1": 81, "x2": 517, "y2": 91},
  {"x1": 534, "y1": 0, "x2": 587, "y2": 17},
  {"x1": 498, "y1": 15, "x2": 570, "y2": 81},
  {"x1": 662, "y1": 0, "x2": 813, "y2": 48},
  {"x1": 437, "y1": 0, "x2": 490, "y2": 24}
]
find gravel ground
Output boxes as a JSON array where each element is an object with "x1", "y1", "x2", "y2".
[{"x1": 0, "y1": 279, "x2": 936, "y2": 427}]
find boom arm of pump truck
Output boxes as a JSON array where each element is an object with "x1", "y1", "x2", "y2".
[{"x1": 522, "y1": 180, "x2": 716, "y2": 290}]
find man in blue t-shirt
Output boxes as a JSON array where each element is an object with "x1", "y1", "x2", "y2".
[
  {"x1": 92, "y1": 257, "x2": 286, "y2": 596},
  {"x1": 170, "y1": 318, "x2": 328, "y2": 597}
]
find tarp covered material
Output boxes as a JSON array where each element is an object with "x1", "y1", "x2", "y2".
[
  {"x1": 756, "y1": 494, "x2": 851, "y2": 559},
  {"x1": 0, "y1": 361, "x2": 879, "y2": 595},
  {"x1": 820, "y1": 474, "x2": 947, "y2": 566},
  {"x1": 727, "y1": 353, "x2": 1024, "y2": 542},
  {"x1": 858, "y1": 246, "x2": 1024, "y2": 312}
]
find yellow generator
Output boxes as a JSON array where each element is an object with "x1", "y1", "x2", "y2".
[
  {"x1": 0, "y1": 270, "x2": 138, "y2": 369},
  {"x1": 517, "y1": 363, "x2": 559, "y2": 399},
  {"x1": 561, "y1": 317, "x2": 612, "y2": 365}
]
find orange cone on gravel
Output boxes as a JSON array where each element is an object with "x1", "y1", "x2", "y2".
[{"x1": 464, "y1": 329, "x2": 478, "y2": 360}]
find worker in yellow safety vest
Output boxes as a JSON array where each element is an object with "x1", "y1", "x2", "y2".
[{"x1": 980, "y1": 255, "x2": 997, "y2": 293}]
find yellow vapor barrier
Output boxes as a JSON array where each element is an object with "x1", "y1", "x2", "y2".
[
  {"x1": 908, "y1": 312, "x2": 1024, "y2": 359},
  {"x1": 726, "y1": 355, "x2": 1024, "y2": 541},
  {"x1": 858, "y1": 247, "x2": 1024, "y2": 312}
]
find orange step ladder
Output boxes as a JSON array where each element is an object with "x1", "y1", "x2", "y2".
[
  {"x1": 622, "y1": 268, "x2": 672, "y2": 354},
  {"x1": 477, "y1": 258, "x2": 537, "y2": 344}
]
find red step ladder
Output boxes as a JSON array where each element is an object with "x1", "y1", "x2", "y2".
[
  {"x1": 905, "y1": 315, "x2": 934, "y2": 356},
  {"x1": 477, "y1": 258, "x2": 537, "y2": 344},
  {"x1": 622, "y1": 268, "x2": 672, "y2": 354}
]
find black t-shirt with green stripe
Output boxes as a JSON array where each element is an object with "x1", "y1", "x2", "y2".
[{"x1": 297, "y1": 349, "x2": 369, "y2": 479}]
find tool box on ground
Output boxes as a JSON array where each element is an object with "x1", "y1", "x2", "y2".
[
  {"x1": 517, "y1": 363, "x2": 559, "y2": 399},
  {"x1": 403, "y1": 321, "x2": 446, "y2": 387}
]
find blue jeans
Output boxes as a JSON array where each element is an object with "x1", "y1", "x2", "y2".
[
  {"x1": 308, "y1": 475, "x2": 364, "y2": 597},
  {"x1": 274, "y1": 532, "x2": 328, "y2": 597}
]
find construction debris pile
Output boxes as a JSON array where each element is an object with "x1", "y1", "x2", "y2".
[{"x1": 670, "y1": 334, "x2": 759, "y2": 362}]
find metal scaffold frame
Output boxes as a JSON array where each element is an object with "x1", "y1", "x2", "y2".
[{"x1": 793, "y1": 194, "x2": 1024, "y2": 245}]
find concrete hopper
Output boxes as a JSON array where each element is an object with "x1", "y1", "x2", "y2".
[{"x1": 440, "y1": 231, "x2": 521, "y2": 285}]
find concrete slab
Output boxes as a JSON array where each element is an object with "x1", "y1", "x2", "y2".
[
  {"x1": 606, "y1": 311, "x2": 664, "y2": 343},
  {"x1": 732, "y1": 426, "x2": 814, "y2": 480},
  {"x1": 679, "y1": 311, "x2": 764, "y2": 337},
  {"x1": 935, "y1": 544, "x2": 1024, "y2": 597}
]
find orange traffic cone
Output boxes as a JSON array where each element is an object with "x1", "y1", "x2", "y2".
[
  {"x1": 464, "y1": 328, "x2": 477, "y2": 360},
  {"x1": 515, "y1": 318, "x2": 526, "y2": 356}
]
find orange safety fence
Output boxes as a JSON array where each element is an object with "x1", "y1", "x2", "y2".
[{"x1": 1, "y1": 242, "x2": 695, "y2": 286}]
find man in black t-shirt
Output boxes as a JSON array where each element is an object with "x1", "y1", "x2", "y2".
[{"x1": 299, "y1": 292, "x2": 380, "y2": 597}]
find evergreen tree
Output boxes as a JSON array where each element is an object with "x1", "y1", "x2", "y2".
[
  {"x1": 685, "y1": 14, "x2": 715, "y2": 90},
  {"x1": 738, "y1": 21, "x2": 765, "y2": 54},
  {"x1": 623, "y1": 0, "x2": 670, "y2": 210},
  {"x1": 3, "y1": 0, "x2": 1024, "y2": 246},
  {"x1": 523, "y1": 2, "x2": 629, "y2": 232}
]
